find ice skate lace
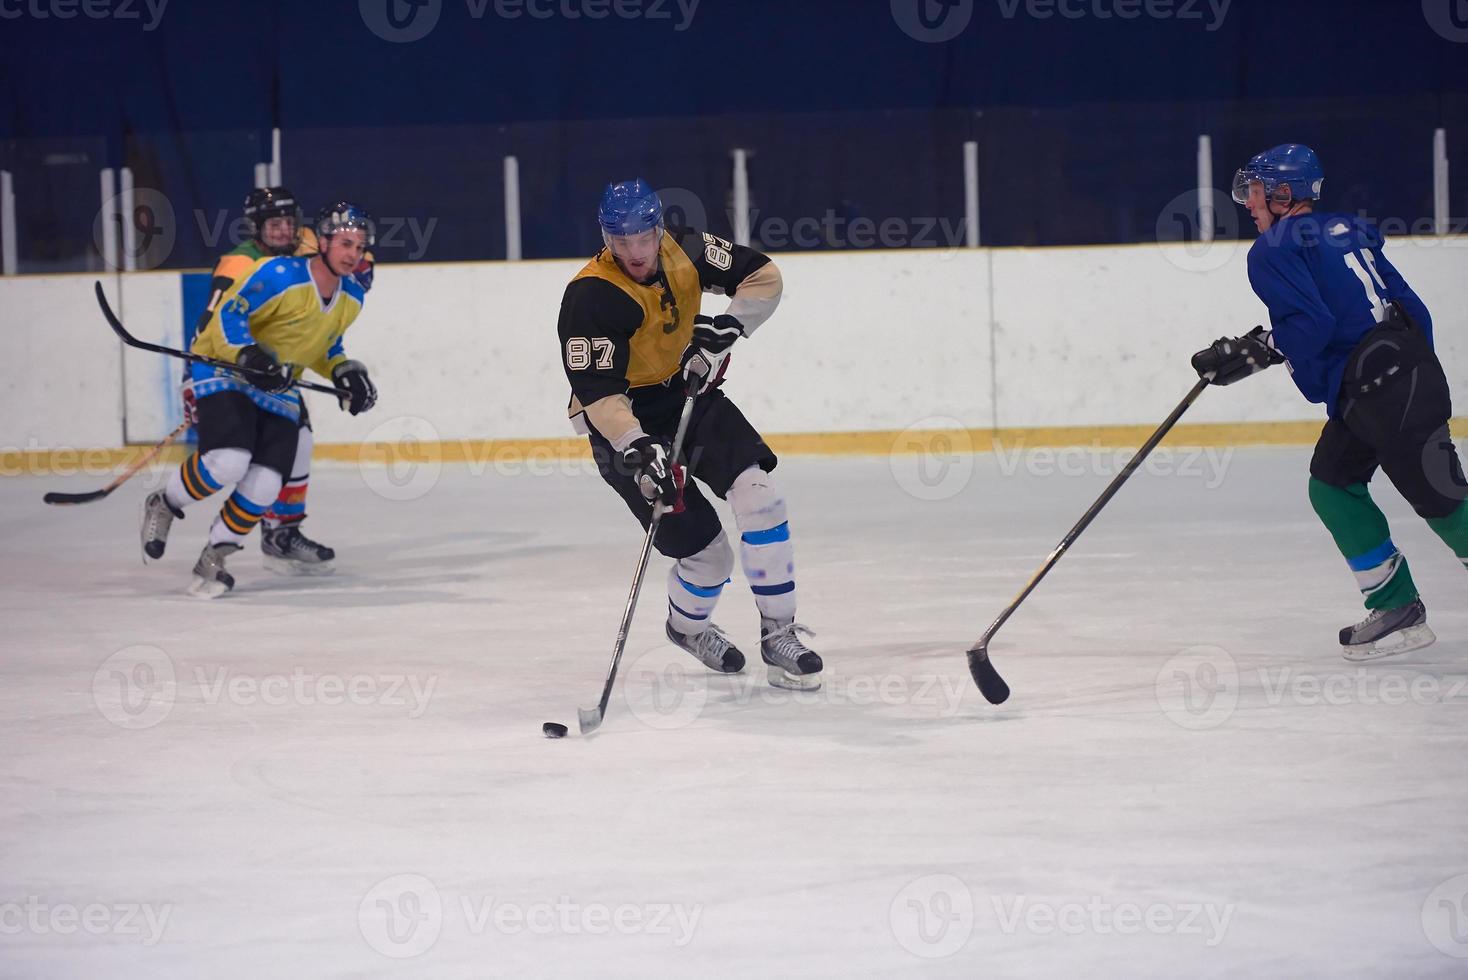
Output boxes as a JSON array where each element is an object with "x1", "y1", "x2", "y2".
[
  {"x1": 762, "y1": 622, "x2": 816, "y2": 666},
  {"x1": 143, "y1": 494, "x2": 177, "y2": 539}
]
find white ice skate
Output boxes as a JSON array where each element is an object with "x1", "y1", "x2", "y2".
[
  {"x1": 187, "y1": 542, "x2": 242, "y2": 599},
  {"x1": 760, "y1": 618, "x2": 822, "y2": 691}
]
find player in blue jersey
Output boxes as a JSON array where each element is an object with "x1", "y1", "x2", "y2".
[
  {"x1": 140, "y1": 203, "x2": 380, "y2": 597},
  {"x1": 1193, "y1": 144, "x2": 1467, "y2": 659}
]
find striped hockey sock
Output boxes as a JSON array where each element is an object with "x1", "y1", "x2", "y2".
[
  {"x1": 208, "y1": 465, "x2": 283, "y2": 546},
  {"x1": 167, "y1": 451, "x2": 225, "y2": 508},
  {"x1": 1309, "y1": 478, "x2": 1419, "y2": 610},
  {"x1": 666, "y1": 532, "x2": 734, "y2": 635}
]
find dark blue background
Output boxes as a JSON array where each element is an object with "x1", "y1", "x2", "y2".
[{"x1": 2, "y1": 0, "x2": 1464, "y2": 266}]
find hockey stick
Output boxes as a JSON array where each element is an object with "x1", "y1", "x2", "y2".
[
  {"x1": 576, "y1": 387, "x2": 700, "y2": 736},
  {"x1": 93, "y1": 281, "x2": 343, "y2": 398},
  {"x1": 967, "y1": 377, "x2": 1211, "y2": 704},
  {"x1": 42, "y1": 420, "x2": 190, "y2": 506}
]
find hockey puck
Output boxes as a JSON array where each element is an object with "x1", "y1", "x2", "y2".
[{"x1": 542, "y1": 722, "x2": 569, "y2": 739}]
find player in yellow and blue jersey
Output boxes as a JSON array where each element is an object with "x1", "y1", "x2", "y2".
[
  {"x1": 142, "y1": 202, "x2": 380, "y2": 597},
  {"x1": 187, "y1": 186, "x2": 377, "y2": 574}
]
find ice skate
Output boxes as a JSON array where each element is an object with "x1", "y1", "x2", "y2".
[
  {"x1": 1339, "y1": 599, "x2": 1435, "y2": 661},
  {"x1": 187, "y1": 542, "x2": 242, "y2": 599},
  {"x1": 665, "y1": 619, "x2": 745, "y2": 673},
  {"x1": 760, "y1": 618, "x2": 822, "y2": 691},
  {"x1": 140, "y1": 491, "x2": 184, "y2": 561},
  {"x1": 261, "y1": 522, "x2": 335, "y2": 576}
]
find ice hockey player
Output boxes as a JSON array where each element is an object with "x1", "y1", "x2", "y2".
[
  {"x1": 142, "y1": 202, "x2": 380, "y2": 597},
  {"x1": 1193, "y1": 144, "x2": 1466, "y2": 659},
  {"x1": 187, "y1": 187, "x2": 377, "y2": 574},
  {"x1": 556, "y1": 179, "x2": 822, "y2": 690}
]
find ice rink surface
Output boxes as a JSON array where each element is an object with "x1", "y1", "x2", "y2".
[{"x1": 3, "y1": 445, "x2": 1467, "y2": 978}]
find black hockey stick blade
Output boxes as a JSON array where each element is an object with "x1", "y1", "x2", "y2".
[
  {"x1": 966, "y1": 644, "x2": 1010, "y2": 704},
  {"x1": 43, "y1": 488, "x2": 111, "y2": 506}
]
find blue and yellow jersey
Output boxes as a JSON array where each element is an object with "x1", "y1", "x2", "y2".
[{"x1": 191, "y1": 255, "x2": 366, "y2": 421}]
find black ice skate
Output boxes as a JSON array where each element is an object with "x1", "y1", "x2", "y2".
[
  {"x1": 140, "y1": 491, "x2": 184, "y2": 561},
  {"x1": 760, "y1": 618, "x2": 822, "y2": 691},
  {"x1": 665, "y1": 620, "x2": 746, "y2": 673},
  {"x1": 261, "y1": 522, "x2": 336, "y2": 576},
  {"x1": 188, "y1": 542, "x2": 242, "y2": 599},
  {"x1": 1339, "y1": 598, "x2": 1435, "y2": 661}
]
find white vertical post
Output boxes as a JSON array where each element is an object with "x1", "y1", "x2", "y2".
[
  {"x1": 1434, "y1": 128, "x2": 1449, "y2": 237},
  {"x1": 731, "y1": 148, "x2": 750, "y2": 246},
  {"x1": 119, "y1": 166, "x2": 138, "y2": 271},
  {"x1": 99, "y1": 167, "x2": 118, "y2": 270},
  {"x1": 253, "y1": 162, "x2": 269, "y2": 189},
  {"x1": 1197, "y1": 134, "x2": 1215, "y2": 244},
  {"x1": 0, "y1": 170, "x2": 15, "y2": 275},
  {"x1": 504, "y1": 155, "x2": 522, "y2": 261},
  {"x1": 963, "y1": 140, "x2": 980, "y2": 247},
  {"x1": 269, "y1": 127, "x2": 282, "y2": 186}
]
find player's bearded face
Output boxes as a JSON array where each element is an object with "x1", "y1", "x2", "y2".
[
  {"x1": 259, "y1": 215, "x2": 297, "y2": 249},
  {"x1": 606, "y1": 228, "x2": 661, "y2": 282},
  {"x1": 323, "y1": 228, "x2": 368, "y2": 277}
]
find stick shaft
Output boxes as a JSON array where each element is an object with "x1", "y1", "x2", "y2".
[
  {"x1": 584, "y1": 389, "x2": 700, "y2": 729},
  {"x1": 970, "y1": 378, "x2": 1210, "y2": 652}
]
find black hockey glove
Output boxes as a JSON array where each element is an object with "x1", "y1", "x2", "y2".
[
  {"x1": 1191, "y1": 326, "x2": 1285, "y2": 386},
  {"x1": 680, "y1": 314, "x2": 743, "y2": 394},
  {"x1": 621, "y1": 435, "x2": 681, "y2": 507},
  {"x1": 332, "y1": 360, "x2": 377, "y2": 415},
  {"x1": 236, "y1": 344, "x2": 292, "y2": 392}
]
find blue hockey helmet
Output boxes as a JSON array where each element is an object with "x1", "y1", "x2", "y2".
[
  {"x1": 314, "y1": 201, "x2": 376, "y2": 247},
  {"x1": 1232, "y1": 144, "x2": 1324, "y2": 206},
  {"x1": 598, "y1": 179, "x2": 664, "y2": 238}
]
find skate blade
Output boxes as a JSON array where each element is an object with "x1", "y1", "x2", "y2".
[
  {"x1": 186, "y1": 576, "x2": 233, "y2": 599},
  {"x1": 1341, "y1": 623, "x2": 1436, "y2": 661},
  {"x1": 262, "y1": 555, "x2": 335, "y2": 577},
  {"x1": 766, "y1": 665, "x2": 821, "y2": 692}
]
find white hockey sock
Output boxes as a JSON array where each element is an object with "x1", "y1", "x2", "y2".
[
  {"x1": 207, "y1": 464, "x2": 282, "y2": 546},
  {"x1": 667, "y1": 531, "x2": 733, "y2": 635},
  {"x1": 728, "y1": 466, "x2": 796, "y2": 623}
]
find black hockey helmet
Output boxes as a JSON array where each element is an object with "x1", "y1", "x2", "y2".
[
  {"x1": 314, "y1": 201, "x2": 377, "y2": 247},
  {"x1": 242, "y1": 186, "x2": 302, "y2": 255}
]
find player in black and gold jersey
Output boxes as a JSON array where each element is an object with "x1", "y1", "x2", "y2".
[{"x1": 557, "y1": 179, "x2": 822, "y2": 691}]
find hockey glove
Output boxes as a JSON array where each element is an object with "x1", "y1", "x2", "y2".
[
  {"x1": 1191, "y1": 326, "x2": 1285, "y2": 386},
  {"x1": 236, "y1": 344, "x2": 293, "y2": 392},
  {"x1": 622, "y1": 435, "x2": 681, "y2": 507},
  {"x1": 680, "y1": 314, "x2": 742, "y2": 394},
  {"x1": 332, "y1": 360, "x2": 377, "y2": 415},
  {"x1": 181, "y1": 384, "x2": 199, "y2": 426},
  {"x1": 352, "y1": 257, "x2": 374, "y2": 292}
]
